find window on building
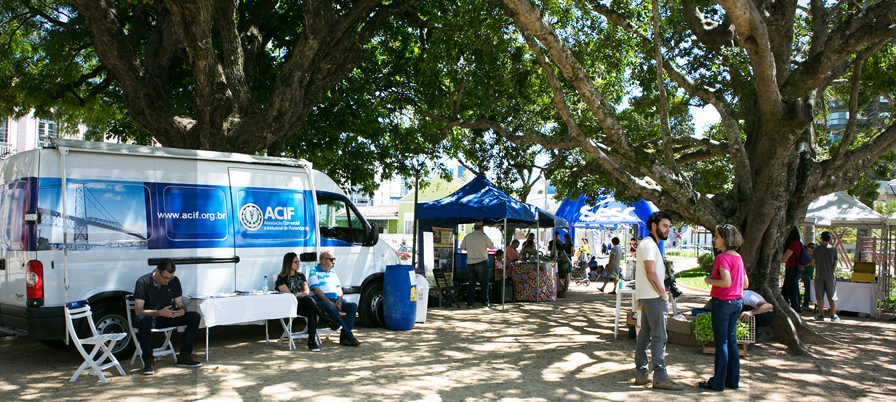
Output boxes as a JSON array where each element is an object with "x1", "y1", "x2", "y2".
[
  {"x1": 0, "y1": 119, "x2": 7, "y2": 143},
  {"x1": 38, "y1": 120, "x2": 57, "y2": 138}
]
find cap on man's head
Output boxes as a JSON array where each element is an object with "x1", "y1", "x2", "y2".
[{"x1": 473, "y1": 221, "x2": 484, "y2": 229}]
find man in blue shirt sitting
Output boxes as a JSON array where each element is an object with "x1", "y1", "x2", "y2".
[{"x1": 309, "y1": 251, "x2": 360, "y2": 346}]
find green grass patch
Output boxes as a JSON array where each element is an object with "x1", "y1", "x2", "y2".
[{"x1": 676, "y1": 276, "x2": 711, "y2": 291}]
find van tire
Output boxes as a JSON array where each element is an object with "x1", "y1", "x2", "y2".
[
  {"x1": 358, "y1": 282, "x2": 384, "y2": 328},
  {"x1": 87, "y1": 302, "x2": 135, "y2": 360}
]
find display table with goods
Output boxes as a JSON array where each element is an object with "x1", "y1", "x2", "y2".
[
  {"x1": 507, "y1": 260, "x2": 557, "y2": 302},
  {"x1": 693, "y1": 311, "x2": 755, "y2": 357},
  {"x1": 810, "y1": 279, "x2": 880, "y2": 318},
  {"x1": 186, "y1": 292, "x2": 298, "y2": 361}
]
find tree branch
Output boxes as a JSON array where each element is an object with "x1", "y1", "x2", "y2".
[
  {"x1": 502, "y1": 0, "x2": 630, "y2": 155},
  {"x1": 675, "y1": 149, "x2": 718, "y2": 165},
  {"x1": 650, "y1": 0, "x2": 677, "y2": 171},
  {"x1": 812, "y1": 121, "x2": 896, "y2": 198},
  {"x1": 69, "y1": 0, "x2": 191, "y2": 147},
  {"x1": 679, "y1": 0, "x2": 735, "y2": 49},
  {"x1": 781, "y1": 0, "x2": 896, "y2": 99},
  {"x1": 833, "y1": 40, "x2": 886, "y2": 161},
  {"x1": 520, "y1": 31, "x2": 601, "y2": 157},
  {"x1": 716, "y1": 0, "x2": 784, "y2": 123}
]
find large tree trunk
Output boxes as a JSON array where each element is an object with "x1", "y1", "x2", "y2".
[{"x1": 68, "y1": 0, "x2": 418, "y2": 155}]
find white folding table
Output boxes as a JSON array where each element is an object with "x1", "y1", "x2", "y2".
[
  {"x1": 810, "y1": 280, "x2": 880, "y2": 318},
  {"x1": 187, "y1": 293, "x2": 298, "y2": 361},
  {"x1": 613, "y1": 288, "x2": 678, "y2": 339}
]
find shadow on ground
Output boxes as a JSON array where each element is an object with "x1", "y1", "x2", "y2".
[{"x1": 1, "y1": 285, "x2": 893, "y2": 401}]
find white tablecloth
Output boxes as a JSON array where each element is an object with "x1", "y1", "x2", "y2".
[
  {"x1": 187, "y1": 293, "x2": 298, "y2": 360},
  {"x1": 810, "y1": 280, "x2": 879, "y2": 318},
  {"x1": 191, "y1": 293, "x2": 297, "y2": 327}
]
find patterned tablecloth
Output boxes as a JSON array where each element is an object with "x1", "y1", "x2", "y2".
[{"x1": 508, "y1": 261, "x2": 557, "y2": 302}]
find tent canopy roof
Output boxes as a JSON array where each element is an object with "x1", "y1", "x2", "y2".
[
  {"x1": 416, "y1": 175, "x2": 539, "y2": 228},
  {"x1": 803, "y1": 191, "x2": 885, "y2": 228}
]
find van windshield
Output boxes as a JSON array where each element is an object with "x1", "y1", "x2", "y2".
[{"x1": 316, "y1": 193, "x2": 366, "y2": 244}]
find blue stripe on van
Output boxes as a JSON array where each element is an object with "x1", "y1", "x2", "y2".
[{"x1": 33, "y1": 178, "x2": 320, "y2": 250}]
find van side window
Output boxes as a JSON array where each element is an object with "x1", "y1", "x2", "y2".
[
  {"x1": 0, "y1": 179, "x2": 27, "y2": 251},
  {"x1": 316, "y1": 193, "x2": 366, "y2": 244}
]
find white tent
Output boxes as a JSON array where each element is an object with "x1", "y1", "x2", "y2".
[{"x1": 802, "y1": 191, "x2": 886, "y2": 228}]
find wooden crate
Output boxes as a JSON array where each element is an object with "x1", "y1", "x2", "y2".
[{"x1": 702, "y1": 340, "x2": 747, "y2": 357}]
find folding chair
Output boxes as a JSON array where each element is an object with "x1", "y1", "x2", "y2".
[
  {"x1": 278, "y1": 315, "x2": 341, "y2": 350},
  {"x1": 125, "y1": 295, "x2": 177, "y2": 367},
  {"x1": 433, "y1": 268, "x2": 461, "y2": 308},
  {"x1": 64, "y1": 300, "x2": 127, "y2": 383}
]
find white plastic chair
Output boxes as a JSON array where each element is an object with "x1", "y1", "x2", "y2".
[
  {"x1": 64, "y1": 300, "x2": 127, "y2": 383},
  {"x1": 125, "y1": 295, "x2": 177, "y2": 366},
  {"x1": 278, "y1": 315, "x2": 341, "y2": 350}
]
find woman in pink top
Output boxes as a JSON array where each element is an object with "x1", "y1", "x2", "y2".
[{"x1": 699, "y1": 224, "x2": 748, "y2": 392}]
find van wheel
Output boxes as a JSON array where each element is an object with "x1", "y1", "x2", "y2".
[
  {"x1": 359, "y1": 282, "x2": 384, "y2": 327},
  {"x1": 88, "y1": 303, "x2": 135, "y2": 360}
]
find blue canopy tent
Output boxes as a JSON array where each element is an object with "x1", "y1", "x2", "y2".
[
  {"x1": 416, "y1": 176, "x2": 565, "y2": 307},
  {"x1": 556, "y1": 195, "x2": 662, "y2": 252}
]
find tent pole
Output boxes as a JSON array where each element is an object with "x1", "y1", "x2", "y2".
[
  {"x1": 502, "y1": 218, "x2": 507, "y2": 311},
  {"x1": 412, "y1": 170, "x2": 419, "y2": 270}
]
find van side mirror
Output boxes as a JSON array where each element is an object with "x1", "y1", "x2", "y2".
[
  {"x1": 299, "y1": 252, "x2": 317, "y2": 263},
  {"x1": 364, "y1": 223, "x2": 380, "y2": 246}
]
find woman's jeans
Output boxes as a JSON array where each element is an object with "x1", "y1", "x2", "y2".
[
  {"x1": 783, "y1": 267, "x2": 802, "y2": 313},
  {"x1": 709, "y1": 297, "x2": 742, "y2": 390},
  {"x1": 801, "y1": 274, "x2": 813, "y2": 307}
]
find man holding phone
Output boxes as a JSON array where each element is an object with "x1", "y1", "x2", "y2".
[{"x1": 134, "y1": 258, "x2": 202, "y2": 375}]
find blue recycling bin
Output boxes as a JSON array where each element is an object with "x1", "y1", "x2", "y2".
[{"x1": 384, "y1": 265, "x2": 416, "y2": 331}]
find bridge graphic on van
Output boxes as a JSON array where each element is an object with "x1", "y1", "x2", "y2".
[{"x1": 37, "y1": 182, "x2": 149, "y2": 250}]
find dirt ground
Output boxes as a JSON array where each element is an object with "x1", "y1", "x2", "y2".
[{"x1": 1, "y1": 284, "x2": 894, "y2": 402}]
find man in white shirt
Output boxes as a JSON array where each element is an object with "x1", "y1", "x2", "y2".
[
  {"x1": 310, "y1": 251, "x2": 360, "y2": 346},
  {"x1": 633, "y1": 211, "x2": 683, "y2": 390},
  {"x1": 740, "y1": 289, "x2": 775, "y2": 328},
  {"x1": 461, "y1": 222, "x2": 495, "y2": 308}
]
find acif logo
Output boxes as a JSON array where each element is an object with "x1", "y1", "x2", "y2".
[{"x1": 239, "y1": 203, "x2": 264, "y2": 231}]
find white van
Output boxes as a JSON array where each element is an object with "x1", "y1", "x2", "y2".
[{"x1": 0, "y1": 139, "x2": 397, "y2": 356}]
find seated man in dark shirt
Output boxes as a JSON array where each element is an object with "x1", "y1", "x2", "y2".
[{"x1": 134, "y1": 258, "x2": 202, "y2": 375}]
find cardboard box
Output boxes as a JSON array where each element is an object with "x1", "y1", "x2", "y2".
[
  {"x1": 625, "y1": 311, "x2": 637, "y2": 327},
  {"x1": 850, "y1": 272, "x2": 875, "y2": 283},
  {"x1": 666, "y1": 315, "x2": 700, "y2": 347}
]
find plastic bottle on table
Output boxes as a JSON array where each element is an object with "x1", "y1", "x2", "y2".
[{"x1": 263, "y1": 275, "x2": 268, "y2": 294}]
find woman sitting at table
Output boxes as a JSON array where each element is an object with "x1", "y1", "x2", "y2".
[
  {"x1": 276, "y1": 252, "x2": 337, "y2": 352},
  {"x1": 520, "y1": 233, "x2": 538, "y2": 259}
]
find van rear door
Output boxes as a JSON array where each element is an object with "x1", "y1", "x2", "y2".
[
  {"x1": 0, "y1": 152, "x2": 38, "y2": 314},
  {"x1": 228, "y1": 168, "x2": 314, "y2": 292}
]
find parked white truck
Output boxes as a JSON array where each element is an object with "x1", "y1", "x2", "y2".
[{"x1": 0, "y1": 139, "x2": 396, "y2": 357}]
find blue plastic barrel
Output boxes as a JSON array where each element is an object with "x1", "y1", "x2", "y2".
[{"x1": 384, "y1": 265, "x2": 416, "y2": 331}]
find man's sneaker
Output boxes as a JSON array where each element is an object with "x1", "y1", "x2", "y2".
[
  {"x1": 142, "y1": 360, "x2": 154, "y2": 375},
  {"x1": 308, "y1": 340, "x2": 321, "y2": 352},
  {"x1": 815, "y1": 314, "x2": 824, "y2": 321},
  {"x1": 349, "y1": 337, "x2": 361, "y2": 346},
  {"x1": 482, "y1": 305, "x2": 490, "y2": 309},
  {"x1": 634, "y1": 376, "x2": 651, "y2": 385},
  {"x1": 176, "y1": 354, "x2": 202, "y2": 368},
  {"x1": 653, "y1": 379, "x2": 684, "y2": 390},
  {"x1": 468, "y1": 305, "x2": 474, "y2": 309},
  {"x1": 831, "y1": 315, "x2": 842, "y2": 322}
]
